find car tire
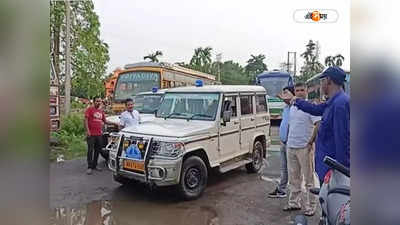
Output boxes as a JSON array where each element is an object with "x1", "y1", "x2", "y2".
[
  {"x1": 245, "y1": 140, "x2": 264, "y2": 173},
  {"x1": 177, "y1": 156, "x2": 208, "y2": 200}
]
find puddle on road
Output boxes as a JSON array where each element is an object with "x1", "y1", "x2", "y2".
[{"x1": 51, "y1": 200, "x2": 219, "y2": 225}]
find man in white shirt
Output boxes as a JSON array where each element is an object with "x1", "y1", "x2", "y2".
[
  {"x1": 282, "y1": 82, "x2": 320, "y2": 217},
  {"x1": 119, "y1": 98, "x2": 141, "y2": 129}
]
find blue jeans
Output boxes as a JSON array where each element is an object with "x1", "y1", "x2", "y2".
[{"x1": 278, "y1": 143, "x2": 288, "y2": 192}]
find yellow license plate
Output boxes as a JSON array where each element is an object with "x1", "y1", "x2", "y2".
[{"x1": 123, "y1": 159, "x2": 145, "y2": 171}]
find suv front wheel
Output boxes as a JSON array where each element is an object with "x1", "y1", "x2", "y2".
[
  {"x1": 246, "y1": 140, "x2": 264, "y2": 173},
  {"x1": 177, "y1": 156, "x2": 208, "y2": 200}
]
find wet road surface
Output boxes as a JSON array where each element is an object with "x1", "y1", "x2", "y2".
[{"x1": 50, "y1": 149, "x2": 320, "y2": 225}]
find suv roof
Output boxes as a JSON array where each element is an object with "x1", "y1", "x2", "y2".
[
  {"x1": 136, "y1": 89, "x2": 167, "y2": 96},
  {"x1": 166, "y1": 85, "x2": 267, "y2": 94}
]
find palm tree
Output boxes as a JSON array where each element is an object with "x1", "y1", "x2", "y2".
[
  {"x1": 334, "y1": 54, "x2": 344, "y2": 67},
  {"x1": 190, "y1": 47, "x2": 203, "y2": 71},
  {"x1": 200, "y1": 46, "x2": 212, "y2": 73},
  {"x1": 325, "y1": 56, "x2": 335, "y2": 67},
  {"x1": 201, "y1": 47, "x2": 212, "y2": 64},
  {"x1": 189, "y1": 47, "x2": 213, "y2": 73},
  {"x1": 143, "y1": 50, "x2": 163, "y2": 62}
]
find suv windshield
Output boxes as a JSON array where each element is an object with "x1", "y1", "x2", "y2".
[
  {"x1": 156, "y1": 93, "x2": 220, "y2": 121},
  {"x1": 134, "y1": 94, "x2": 163, "y2": 114}
]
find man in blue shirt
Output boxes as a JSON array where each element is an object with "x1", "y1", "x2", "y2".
[
  {"x1": 268, "y1": 86, "x2": 294, "y2": 198},
  {"x1": 279, "y1": 66, "x2": 350, "y2": 184}
]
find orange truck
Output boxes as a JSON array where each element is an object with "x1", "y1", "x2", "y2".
[{"x1": 108, "y1": 62, "x2": 219, "y2": 114}]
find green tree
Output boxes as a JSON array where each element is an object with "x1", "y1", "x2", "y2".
[
  {"x1": 299, "y1": 40, "x2": 324, "y2": 82},
  {"x1": 189, "y1": 47, "x2": 203, "y2": 71},
  {"x1": 245, "y1": 54, "x2": 268, "y2": 83},
  {"x1": 178, "y1": 56, "x2": 250, "y2": 84},
  {"x1": 220, "y1": 60, "x2": 249, "y2": 85},
  {"x1": 334, "y1": 54, "x2": 345, "y2": 67},
  {"x1": 189, "y1": 46, "x2": 213, "y2": 73},
  {"x1": 325, "y1": 55, "x2": 335, "y2": 67},
  {"x1": 50, "y1": 0, "x2": 109, "y2": 100},
  {"x1": 324, "y1": 54, "x2": 345, "y2": 67},
  {"x1": 301, "y1": 40, "x2": 316, "y2": 62},
  {"x1": 200, "y1": 46, "x2": 212, "y2": 73},
  {"x1": 144, "y1": 50, "x2": 163, "y2": 62}
]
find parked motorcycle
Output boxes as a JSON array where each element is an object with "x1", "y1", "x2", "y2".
[{"x1": 294, "y1": 156, "x2": 350, "y2": 225}]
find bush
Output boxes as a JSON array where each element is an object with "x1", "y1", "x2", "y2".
[
  {"x1": 71, "y1": 101, "x2": 86, "y2": 111},
  {"x1": 60, "y1": 113, "x2": 85, "y2": 136},
  {"x1": 50, "y1": 113, "x2": 87, "y2": 161}
]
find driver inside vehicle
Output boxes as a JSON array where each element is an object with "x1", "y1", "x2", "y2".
[{"x1": 206, "y1": 99, "x2": 218, "y2": 116}]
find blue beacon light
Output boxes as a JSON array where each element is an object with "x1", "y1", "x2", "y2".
[
  {"x1": 195, "y1": 80, "x2": 203, "y2": 87},
  {"x1": 152, "y1": 87, "x2": 158, "y2": 93}
]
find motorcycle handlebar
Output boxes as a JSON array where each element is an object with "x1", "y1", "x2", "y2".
[{"x1": 323, "y1": 156, "x2": 350, "y2": 178}]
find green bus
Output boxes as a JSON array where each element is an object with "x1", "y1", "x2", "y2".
[{"x1": 255, "y1": 70, "x2": 293, "y2": 120}]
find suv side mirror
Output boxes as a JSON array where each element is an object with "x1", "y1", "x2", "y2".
[
  {"x1": 222, "y1": 111, "x2": 231, "y2": 124},
  {"x1": 221, "y1": 99, "x2": 232, "y2": 126}
]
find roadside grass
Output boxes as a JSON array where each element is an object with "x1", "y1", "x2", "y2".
[{"x1": 50, "y1": 112, "x2": 87, "y2": 162}]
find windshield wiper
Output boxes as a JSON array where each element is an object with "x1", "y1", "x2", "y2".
[
  {"x1": 164, "y1": 112, "x2": 185, "y2": 119},
  {"x1": 187, "y1": 113, "x2": 212, "y2": 121}
]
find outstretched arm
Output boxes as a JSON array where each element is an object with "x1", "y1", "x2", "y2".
[
  {"x1": 277, "y1": 92, "x2": 327, "y2": 116},
  {"x1": 294, "y1": 98, "x2": 327, "y2": 116}
]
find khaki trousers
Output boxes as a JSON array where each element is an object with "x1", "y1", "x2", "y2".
[{"x1": 287, "y1": 146, "x2": 317, "y2": 211}]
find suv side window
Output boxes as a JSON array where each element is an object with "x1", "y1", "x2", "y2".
[
  {"x1": 256, "y1": 95, "x2": 268, "y2": 113},
  {"x1": 240, "y1": 95, "x2": 253, "y2": 115},
  {"x1": 223, "y1": 96, "x2": 238, "y2": 117}
]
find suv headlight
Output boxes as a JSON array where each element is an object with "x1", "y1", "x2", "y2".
[{"x1": 152, "y1": 141, "x2": 185, "y2": 158}]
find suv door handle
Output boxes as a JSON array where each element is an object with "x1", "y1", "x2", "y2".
[
  {"x1": 250, "y1": 118, "x2": 255, "y2": 121},
  {"x1": 234, "y1": 121, "x2": 239, "y2": 125}
]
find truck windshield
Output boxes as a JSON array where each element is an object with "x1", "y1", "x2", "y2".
[
  {"x1": 156, "y1": 93, "x2": 219, "y2": 121},
  {"x1": 114, "y1": 71, "x2": 160, "y2": 101}
]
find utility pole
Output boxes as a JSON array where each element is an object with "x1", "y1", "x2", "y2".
[
  {"x1": 293, "y1": 52, "x2": 297, "y2": 76},
  {"x1": 287, "y1": 51, "x2": 297, "y2": 76},
  {"x1": 65, "y1": 0, "x2": 71, "y2": 115}
]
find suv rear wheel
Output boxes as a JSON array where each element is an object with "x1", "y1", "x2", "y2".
[{"x1": 246, "y1": 140, "x2": 264, "y2": 173}]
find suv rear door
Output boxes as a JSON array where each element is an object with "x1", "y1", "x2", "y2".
[{"x1": 239, "y1": 94, "x2": 256, "y2": 154}]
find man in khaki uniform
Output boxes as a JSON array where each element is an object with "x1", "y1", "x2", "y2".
[{"x1": 282, "y1": 82, "x2": 320, "y2": 216}]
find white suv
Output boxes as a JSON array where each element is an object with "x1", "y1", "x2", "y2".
[{"x1": 106, "y1": 84, "x2": 270, "y2": 200}]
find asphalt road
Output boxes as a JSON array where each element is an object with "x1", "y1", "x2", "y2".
[{"x1": 50, "y1": 150, "x2": 320, "y2": 225}]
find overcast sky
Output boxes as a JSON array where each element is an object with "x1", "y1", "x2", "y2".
[{"x1": 93, "y1": 0, "x2": 350, "y2": 75}]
